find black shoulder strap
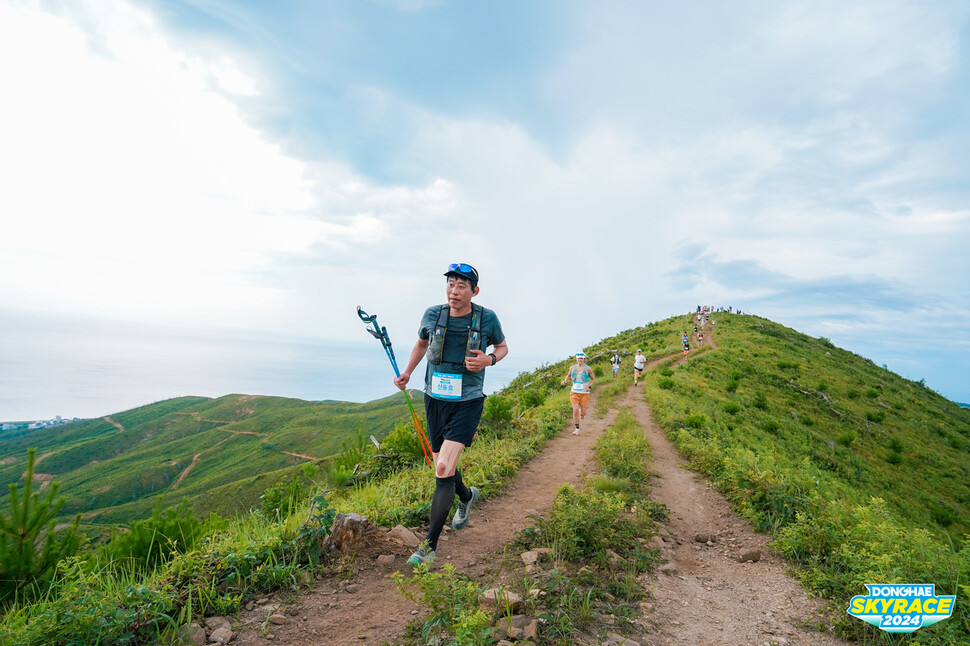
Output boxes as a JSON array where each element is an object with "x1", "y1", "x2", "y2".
[
  {"x1": 435, "y1": 304, "x2": 449, "y2": 329},
  {"x1": 470, "y1": 303, "x2": 483, "y2": 334}
]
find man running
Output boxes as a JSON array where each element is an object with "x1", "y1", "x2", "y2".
[
  {"x1": 633, "y1": 349, "x2": 647, "y2": 385},
  {"x1": 610, "y1": 351, "x2": 621, "y2": 380},
  {"x1": 393, "y1": 263, "x2": 508, "y2": 568},
  {"x1": 561, "y1": 352, "x2": 594, "y2": 435}
]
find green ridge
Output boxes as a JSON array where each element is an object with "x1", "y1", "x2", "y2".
[{"x1": 0, "y1": 392, "x2": 418, "y2": 531}]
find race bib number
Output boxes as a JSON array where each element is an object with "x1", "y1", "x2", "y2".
[
  {"x1": 571, "y1": 381, "x2": 586, "y2": 393},
  {"x1": 431, "y1": 372, "x2": 462, "y2": 400}
]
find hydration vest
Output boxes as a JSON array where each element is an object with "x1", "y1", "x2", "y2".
[{"x1": 426, "y1": 303, "x2": 484, "y2": 368}]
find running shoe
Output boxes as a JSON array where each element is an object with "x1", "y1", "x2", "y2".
[
  {"x1": 407, "y1": 541, "x2": 435, "y2": 568},
  {"x1": 451, "y1": 486, "x2": 479, "y2": 530}
]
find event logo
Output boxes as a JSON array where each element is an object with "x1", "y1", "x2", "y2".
[{"x1": 847, "y1": 584, "x2": 955, "y2": 634}]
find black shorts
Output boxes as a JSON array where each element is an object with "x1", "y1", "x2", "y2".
[{"x1": 424, "y1": 395, "x2": 485, "y2": 452}]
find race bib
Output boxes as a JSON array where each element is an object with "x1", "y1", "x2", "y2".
[
  {"x1": 571, "y1": 381, "x2": 586, "y2": 393},
  {"x1": 431, "y1": 372, "x2": 462, "y2": 400}
]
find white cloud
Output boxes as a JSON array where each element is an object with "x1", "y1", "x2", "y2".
[
  {"x1": 1, "y1": 0, "x2": 967, "y2": 412},
  {"x1": 0, "y1": 1, "x2": 319, "y2": 326}
]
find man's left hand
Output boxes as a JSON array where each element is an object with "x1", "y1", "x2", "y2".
[{"x1": 464, "y1": 349, "x2": 491, "y2": 372}]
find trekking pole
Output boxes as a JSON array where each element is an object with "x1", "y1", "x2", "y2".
[{"x1": 357, "y1": 306, "x2": 434, "y2": 469}]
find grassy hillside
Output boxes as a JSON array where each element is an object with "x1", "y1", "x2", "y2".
[
  {"x1": 636, "y1": 312, "x2": 969, "y2": 641},
  {"x1": 2, "y1": 312, "x2": 968, "y2": 644},
  {"x1": 640, "y1": 313, "x2": 969, "y2": 539},
  {"x1": 0, "y1": 391, "x2": 418, "y2": 531}
]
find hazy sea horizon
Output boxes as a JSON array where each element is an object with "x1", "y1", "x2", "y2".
[{"x1": 0, "y1": 313, "x2": 549, "y2": 422}]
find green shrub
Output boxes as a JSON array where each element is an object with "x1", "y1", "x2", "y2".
[
  {"x1": 761, "y1": 419, "x2": 780, "y2": 434},
  {"x1": 482, "y1": 394, "x2": 513, "y2": 425},
  {"x1": 753, "y1": 391, "x2": 768, "y2": 410},
  {"x1": 685, "y1": 414, "x2": 707, "y2": 429},
  {"x1": 886, "y1": 451, "x2": 902, "y2": 464},
  {"x1": 865, "y1": 411, "x2": 885, "y2": 423},
  {"x1": 726, "y1": 379, "x2": 739, "y2": 393},
  {"x1": 865, "y1": 388, "x2": 879, "y2": 399},
  {"x1": 538, "y1": 485, "x2": 630, "y2": 562},
  {"x1": 657, "y1": 377, "x2": 675, "y2": 390},
  {"x1": 97, "y1": 499, "x2": 209, "y2": 572},
  {"x1": 723, "y1": 402, "x2": 741, "y2": 415},
  {"x1": 836, "y1": 432, "x2": 855, "y2": 447},
  {"x1": 380, "y1": 421, "x2": 427, "y2": 465},
  {"x1": 393, "y1": 565, "x2": 491, "y2": 645},
  {"x1": 259, "y1": 478, "x2": 306, "y2": 522},
  {"x1": 930, "y1": 503, "x2": 957, "y2": 528},
  {"x1": 325, "y1": 463, "x2": 354, "y2": 487},
  {"x1": 518, "y1": 389, "x2": 546, "y2": 408}
]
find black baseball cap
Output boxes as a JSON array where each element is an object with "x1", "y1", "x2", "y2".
[{"x1": 444, "y1": 263, "x2": 479, "y2": 287}]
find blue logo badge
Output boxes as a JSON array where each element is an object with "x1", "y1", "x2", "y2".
[{"x1": 847, "y1": 584, "x2": 955, "y2": 634}]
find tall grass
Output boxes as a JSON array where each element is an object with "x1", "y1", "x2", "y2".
[
  {"x1": 0, "y1": 362, "x2": 573, "y2": 645},
  {"x1": 642, "y1": 313, "x2": 970, "y2": 643}
]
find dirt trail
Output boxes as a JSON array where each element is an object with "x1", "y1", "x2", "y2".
[
  {"x1": 231, "y1": 381, "x2": 625, "y2": 646},
  {"x1": 229, "y1": 329, "x2": 847, "y2": 645},
  {"x1": 171, "y1": 437, "x2": 232, "y2": 491},
  {"x1": 622, "y1": 388, "x2": 846, "y2": 646},
  {"x1": 281, "y1": 451, "x2": 322, "y2": 461}
]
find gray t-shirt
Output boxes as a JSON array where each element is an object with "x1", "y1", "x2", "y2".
[{"x1": 418, "y1": 304, "x2": 505, "y2": 401}]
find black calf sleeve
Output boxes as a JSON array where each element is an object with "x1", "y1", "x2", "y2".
[
  {"x1": 426, "y1": 475, "x2": 455, "y2": 551},
  {"x1": 454, "y1": 469, "x2": 471, "y2": 503}
]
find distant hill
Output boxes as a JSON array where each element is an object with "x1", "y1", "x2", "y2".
[
  {"x1": 0, "y1": 391, "x2": 420, "y2": 533},
  {"x1": 959, "y1": 402, "x2": 970, "y2": 409}
]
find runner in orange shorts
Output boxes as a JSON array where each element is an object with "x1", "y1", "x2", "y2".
[{"x1": 561, "y1": 352, "x2": 595, "y2": 435}]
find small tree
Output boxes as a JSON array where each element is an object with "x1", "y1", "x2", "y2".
[{"x1": 0, "y1": 448, "x2": 81, "y2": 602}]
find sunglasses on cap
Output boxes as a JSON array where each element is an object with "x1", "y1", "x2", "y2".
[{"x1": 445, "y1": 263, "x2": 479, "y2": 283}]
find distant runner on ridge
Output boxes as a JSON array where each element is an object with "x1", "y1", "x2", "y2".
[
  {"x1": 610, "y1": 350, "x2": 621, "y2": 380},
  {"x1": 561, "y1": 352, "x2": 594, "y2": 435},
  {"x1": 393, "y1": 263, "x2": 508, "y2": 569},
  {"x1": 633, "y1": 349, "x2": 647, "y2": 385}
]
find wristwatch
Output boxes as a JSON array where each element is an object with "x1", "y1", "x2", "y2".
[{"x1": 489, "y1": 353, "x2": 497, "y2": 366}]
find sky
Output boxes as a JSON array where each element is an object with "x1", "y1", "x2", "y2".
[{"x1": 1, "y1": 0, "x2": 968, "y2": 420}]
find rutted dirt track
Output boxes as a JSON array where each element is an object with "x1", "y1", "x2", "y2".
[
  {"x1": 624, "y1": 387, "x2": 845, "y2": 645},
  {"x1": 232, "y1": 381, "x2": 624, "y2": 646},
  {"x1": 231, "y1": 327, "x2": 848, "y2": 645}
]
